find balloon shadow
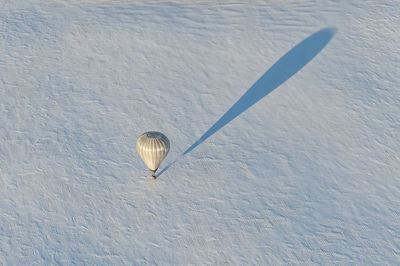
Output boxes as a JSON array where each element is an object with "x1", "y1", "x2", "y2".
[{"x1": 158, "y1": 28, "x2": 336, "y2": 177}]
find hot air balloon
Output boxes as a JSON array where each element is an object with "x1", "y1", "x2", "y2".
[{"x1": 136, "y1": 131, "x2": 170, "y2": 179}]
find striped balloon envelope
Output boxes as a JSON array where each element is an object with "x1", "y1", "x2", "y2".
[{"x1": 136, "y1": 131, "x2": 170, "y2": 179}]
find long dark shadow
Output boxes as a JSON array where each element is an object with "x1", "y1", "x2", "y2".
[{"x1": 158, "y1": 28, "x2": 336, "y2": 177}]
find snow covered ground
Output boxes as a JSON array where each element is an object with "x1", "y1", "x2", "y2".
[{"x1": 0, "y1": 0, "x2": 399, "y2": 264}]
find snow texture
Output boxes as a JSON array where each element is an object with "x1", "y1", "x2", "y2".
[{"x1": 0, "y1": 0, "x2": 399, "y2": 264}]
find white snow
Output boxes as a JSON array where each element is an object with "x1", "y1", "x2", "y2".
[{"x1": 0, "y1": 0, "x2": 399, "y2": 264}]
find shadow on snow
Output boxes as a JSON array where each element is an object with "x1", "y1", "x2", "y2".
[{"x1": 158, "y1": 28, "x2": 336, "y2": 177}]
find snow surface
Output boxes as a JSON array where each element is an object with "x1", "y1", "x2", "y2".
[{"x1": 1, "y1": 0, "x2": 399, "y2": 264}]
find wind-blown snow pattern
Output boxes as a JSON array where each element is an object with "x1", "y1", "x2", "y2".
[{"x1": 0, "y1": 0, "x2": 399, "y2": 264}]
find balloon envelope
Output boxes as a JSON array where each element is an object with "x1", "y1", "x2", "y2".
[{"x1": 136, "y1": 131, "x2": 170, "y2": 171}]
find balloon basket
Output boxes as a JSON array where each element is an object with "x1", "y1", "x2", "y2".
[{"x1": 150, "y1": 169, "x2": 158, "y2": 180}]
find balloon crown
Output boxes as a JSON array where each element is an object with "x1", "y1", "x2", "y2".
[{"x1": 145, "y1": 131, "x2": 167, "y2": 139}]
